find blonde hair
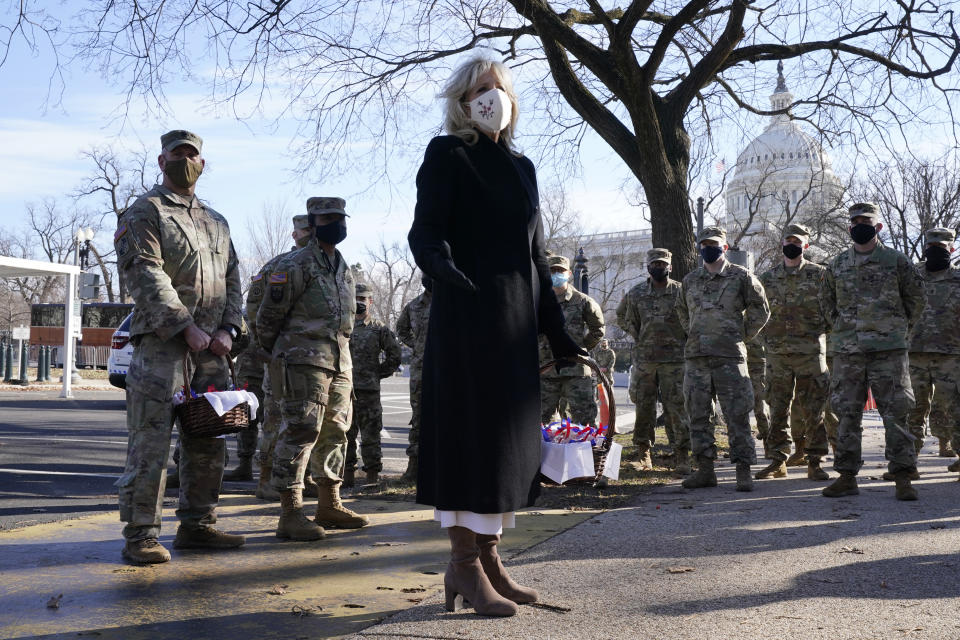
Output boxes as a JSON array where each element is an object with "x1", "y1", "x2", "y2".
[{"x1": 441, "y1": 54, "x2": 520, "y2": 150}]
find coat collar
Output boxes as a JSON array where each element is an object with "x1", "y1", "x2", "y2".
[
  {"x1": 154, "y1": 184, "x2": 200, "y2": 209},
  {"x1": 770, "y1": 257, "x2": 813, "y2": 277}
]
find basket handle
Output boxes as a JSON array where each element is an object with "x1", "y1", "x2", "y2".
[
  {"x1": 181, "y1": 352, "x2": 238, "y2": 395},
  {"x1": 539, "y1": 354, "x2": 617, "y2": 452}
]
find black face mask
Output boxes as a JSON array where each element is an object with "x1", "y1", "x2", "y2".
[
  {"x1": 782, "y1": 243, "x2": 803, "y2": 259},
  {"x1": 315, "y1": 219, "x2": 347, "y2": 245},
  {"x1": 647, "y1": 266, "x2": 669, "y2": 282},
  {"x1": 356, "y1": 302, "x2": 367, "y2": 315},
  {"x1": 700, "y1": 245, "x2": 723, "y2": 264},
  {"x1": 850, "y1": 223, "x2": 877, "y2": 245},
  {"x1": 924, "y1": 245, "x2": 951, "y2": 272}
]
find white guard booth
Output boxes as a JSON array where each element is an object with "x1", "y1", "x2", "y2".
[{"x1": 0, "y1": 256, "x2": 82, "y2": 398}]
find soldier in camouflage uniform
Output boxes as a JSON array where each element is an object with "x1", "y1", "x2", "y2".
[
  {"x1": 756, "y1": 224, "x2": 831, "y2": 482},
  {"x1": 396, "y1": 275, "x2": 432, "y2": 483},
  {"x1": 592, "y1": 339, "x2": 616, "y2": 382},
  {"x1": 344, "y1": 282, "x2": 403, "y2": 486},
  {"x1": 746, "y1": 338, "x2": 771, "y2": 450},
  {"x1": 114, "y1": 130, "x2": 245, "y2": 564},
  {"x1": 257, "y1": 196, "x2": 369, "y2": 541},
  {"x1": 820, "y1": 203, "x2": 926, "y2": 500},
  {"x1": 238, "y1": 214, "x2": 315, "y2": 500},
  {"x1": 615, "y1": 248, "x2": 690, "y2": 473},
  {"x1": 677, "y1": 227, "x2": 770, "y2": 492},
  {"x1": 539, "y1": 255, "x2": 605, "y2": 426},
  {"x1": 905, "y1": 228, "x2": 960, "y2": 476}
]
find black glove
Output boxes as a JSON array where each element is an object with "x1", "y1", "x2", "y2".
[
  {"x1": 547, "y1": 331, "x2": 589, "y2": 373},
  {"x1": 425, "y1": 241, "x2": 477, "y2": 293}
]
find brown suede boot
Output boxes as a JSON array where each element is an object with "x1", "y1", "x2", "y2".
[
  {"x1": 672, "y1": 450, "x2": 691, "y2": 478},
  {"x1": 894, "y1": 471, "x2": 919, "y2": 500},
  {"x1": 173, "y1": 524, "x2": 245, "y2": 549},
  {"x1": 785, "y1": 439, "x2": 807, "y2": 467},
  {"x1": 255, "y1": 463, "x2": 280, "y2": 501},
  {"x1": 939, "y1": 438, "x2": 955, "y2": 457},
  {"x1": 400, "y1": 456, "x2": 418, "y2": 483},
  {"x1": 636, "y1": 445, "x2": 653, "y2": 470},
  {"x1": 754, "y1": 459, "x2": 787, "y2": 479},
  {"x1": 276, "y1": 489, "x2": 325, "y2": 541},
  {"x1": 948, "y1": 457, "x2": 960, "y2": 473},
  {"x1": 882, "y1": 469, "x2": 920, "y2": 481},
  {"x1": 445, "y1": 527, "x2": 518, "y2": 616},
  {"x1": 475, "y1": 534, "x2": 538, "y2": 604},
  {"x1": 682, "y1": 456, "x2": 717, "y2": 489},
  {"x1": 122, "y1": 538, "x2": 171, "y2": 564},
  {"x1": 807, "y1": 456, "x2": 829, "y2": 481},
  {"x1": 822, "y1": 473, "x2": 859, "y2": 497},
  {"x1": 314, "y1": 480, "x2": 369, "y2": 529},
  {"x1": 735, "y1": 462, "x2": 753, "y2": 492}
]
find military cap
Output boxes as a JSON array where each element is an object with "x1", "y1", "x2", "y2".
[
  {"x1": 307, "y1": 196, "x2": 349, "y2": 217},
  {"x1": 355, "y1": 282, "x2": 373, "y2": 297},
  {"x1": 292, "y1": 214, "x2": 311, "y2": 231},
  {"x1": 161, "y1": 130, "x2": 203, "y2": 153},
  {"x1": 924, "y1": 227, "x2": 956, "y2": 246},
  {"x1": 647, "y1": 248, "x2": 672, "y2": 264},
  {"x1": 547, "y1": 255, "x2": 571, "y2": 270},
  {"x1": 848, "y1": 202, "x2": 879, "y2": 222},
  {"x1": 698, "y1": 225, "x2": 726, "y2": 244},
  {"x1": 782, "y1": 223, "x2": 811, "y2": 243}
]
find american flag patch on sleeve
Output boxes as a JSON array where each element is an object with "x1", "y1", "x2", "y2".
[{"x1": 269, "y1": 272, "x2": 288, "y2": 284}]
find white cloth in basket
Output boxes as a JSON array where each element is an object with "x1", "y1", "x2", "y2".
[{"x1": 202, "y1": 390, "x2": 260, "y2": 419}]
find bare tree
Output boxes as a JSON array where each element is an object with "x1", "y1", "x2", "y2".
[
  {"x1": 239, "y1": 200, "x2": 299, "y2": 295},
  {"x1": 362, "y1": 240, "x2": 420, "y2": 330}
]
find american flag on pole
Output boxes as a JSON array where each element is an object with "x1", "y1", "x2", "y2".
[{"x1": 715, "y1": 159, "x2": 727, "y2": 174}]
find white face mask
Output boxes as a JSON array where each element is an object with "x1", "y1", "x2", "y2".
[{"x1": 467, "y1": 88, "x2": 512, "y2": 134}]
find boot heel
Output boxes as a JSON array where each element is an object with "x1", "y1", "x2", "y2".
[{"x1": 444, "y1": 585, "x2": 463, "y2": 611}]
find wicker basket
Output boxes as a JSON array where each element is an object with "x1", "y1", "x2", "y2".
[
  {"x1": 175, "y1": 355, "x2": 249, "y2": 438},
  {"x1": 539, "y1": 355, "x2": 617, "y2": 487}
]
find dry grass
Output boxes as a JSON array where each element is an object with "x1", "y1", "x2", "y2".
[{"x1": 352, "y1": 426, "x2": 732, "y2": 511}]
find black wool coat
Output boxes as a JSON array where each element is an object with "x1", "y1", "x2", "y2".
[{"x1": 408, "y1": 132, "x2": 567, "y2": 513}]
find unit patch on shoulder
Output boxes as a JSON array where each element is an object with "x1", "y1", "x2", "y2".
[
  {"x1": 114, "y1": 224, "x2": 128, "y2": 241},
  {"x1": 269, "y1": 272, "x2": 288, "y2": 284},
  {"x1": 251, "y1": 273, "x2": 263, "y2": 282}
]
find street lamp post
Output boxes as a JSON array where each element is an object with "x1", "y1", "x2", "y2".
[{"x1": 64, "y1": 227, "x2": 95, "y2": 384}]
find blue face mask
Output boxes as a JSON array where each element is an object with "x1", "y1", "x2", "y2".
[
  {"x1": 700, "y1": 245, "x2": 724, "y2": 264},
  {"x1": 551, "y1": 272, "x2": 569, "y2": 288}
]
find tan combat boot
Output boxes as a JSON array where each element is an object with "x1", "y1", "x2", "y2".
[
  {"x1": 785, "y1": 439, "x2": 807, "y2": 467},
  {"x1": 807, "y1": 456, "x2": 829, "y2": 481},
  {"x1": 894, "y1": 471, "x2": 919, "y2": 501},
  {"x1": 939, "y1": 438, "x2": 955, "y2": 457},
  {"x1": 315, "y1": 480, "x2": 369, "y2": 529},
  {"x1": 636, "y1": 445, "x2": 653, "y2": 471},
  {"x1": 882, "y1": 469, "x2": 920, "y2": 481},
  {"x1": 173, "y1": 524, "x2": 245, "y2": 549},
  {"x1": 735, "y1": 462, "x2": 753, "y2": 492},
  {"x1": 276, "y1": 489, "x2": 325, "y2": 541},
  {"x1": 303, "y1": 474, "x2": 320, "y2": 498},
  {"x1": 444, "y1": 526, "x2": 517, "y2": 616},
  {"x1": 476, "y1": 533, "x2": 538, "y2": 604},
  {"x1": 256, "y1": 463, "x2": 280, "y2": 501},
  {"x1": 682, "y1": 456, "x2": 717, "y2": 489},
  {"x1": 948, "y1": 457, "x2": 960, "y2": 473},
  {"x1": 400, "y1": 455, "x2": 418, "y2": 483},
  {"x1": 342, "y1": 468, "x2": 356, "y2": 488},
  {"x1": 754, "y1": 459, "x2": 787, "y2": 480},
  {"x1": 822, "y1": 473, "x2": 859, "y2": 497},
  {"x1": 672, "y1": 450, "x2": 691, "y2": 478},
  {"x1": 122, "y1": 538, "x2": 171, "y2": 564}
]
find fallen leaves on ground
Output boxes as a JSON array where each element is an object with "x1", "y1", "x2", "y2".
[
  {"x1": 667, "y1": 566, "x2": 696, "y2": 574},
  {"x1": 401, "y1": 587, "x2": 426, "y2": 593},
  {"x1": 268, "y1": 584, "x2": 289, "y2": 595},
  {"x1": 838, "y1": 546, "x2": 864, "y2": 554},
  {"x1": 343, "y1": 603, "x2": 366, "y2": 608},
  {"x1": 46, "y1": 594, "x2": 63, "y2": 609},
  {"x1": 291, "y1": 605, "x2": 318, "y2": 618},
  {"x1": 372, "y1": 541, "x2": 408, "y2": 547}
]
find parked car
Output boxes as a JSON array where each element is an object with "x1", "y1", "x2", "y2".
[{"x1": 108, "y1": 313, "x2": 134, "y2": 389}]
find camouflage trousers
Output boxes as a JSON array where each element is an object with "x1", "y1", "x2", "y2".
[
  {"x1": 831, "y1": 350, "x2": 917, "y2": 475},
  {"x1": 823, "y1": 356, "x2": 838, "y2": 451},
  {"x1": 540, "y1": 375, "x2": 598, "y2": 426},
  {"x1": 908, "y1": 352, "x2": 960, "y2": 450},
  {"x1": 117, "y1": 334, "x2": 229, "y2": 541},
  {"x1": 345, "y1": 389, "x2": 384, "y2": 473},
  {"x1": 684, "y1": 357, "x2": 757, "y2": 465},
  {"x1": 629, "y1": 361, "x2": 689, "y2": 453},
  {"x1": 765, "y1": 353, "x2": 830, "y2": 460},
  {"x1": 257, "y1": 366, "x2": 282, "y2": 466},
  {"x1": 234, "y1": 364, "x2": 265, "y2": 460},
  {"x1": 271, "y1": 362, "x2": 353, "y2": 490},
  {"x1": 748, "y1": 357, "x2": 771, "y2": 438},
  {"x1": 407, "y1": 368, "x2": 422, "y2": 458}
]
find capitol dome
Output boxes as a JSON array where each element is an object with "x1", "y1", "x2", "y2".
[{"x1": 725, "y1": 63, "x2": 844, "y2": 243}]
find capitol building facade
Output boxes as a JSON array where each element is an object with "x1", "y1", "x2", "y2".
[{"x1": 724, "y1": 64, "x2": 846, "y2": 266}]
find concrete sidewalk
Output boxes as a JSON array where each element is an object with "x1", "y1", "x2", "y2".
[{"x1": 355, "y1": 413, "x2": 960, "y2": 640}]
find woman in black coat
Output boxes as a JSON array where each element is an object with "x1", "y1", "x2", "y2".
[{"x1": 408, "y1": 55, "x2": 585, "y2": 617}]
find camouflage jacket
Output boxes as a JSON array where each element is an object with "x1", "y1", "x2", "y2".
[
  {"x1": 820, "y1": 243, "x2": 926, "y2": 354},
  {"x1": 909, "y1": 263, "x2": 960, "y2": 355},
  {"x1": 396, "y1": 291, "x2": 431, "y2": 377},
  {"x1": 593, "y1": 346, "x2": 616, "y2": 371},
  {"x1": 615, "y1": 278, "x2": 685, "y2": 363},
  {"x1": 255, "y1": 240, "x2": 355, "y2": 372},
  {"x1": 747, "y1": 337, "x2": 765, "y2": 364},
  {"x1": 759, "y1": 259, "x2": 828, "y2": 355},
  {"x1": 114, "y1": 185, "x2": 242, "y2": 342},
  {"x1": 349, "y1": 316, "x2": 403, "y2": 391},
  {"x1": 677, "y1": 261, "x2": 770, "y2": 360},
  {"x1": 243, "y1": 251, "x2": 293, "y2": 367},
  {"x1": 539, "y1": 286, "x2": 605, "y2": 378}
]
